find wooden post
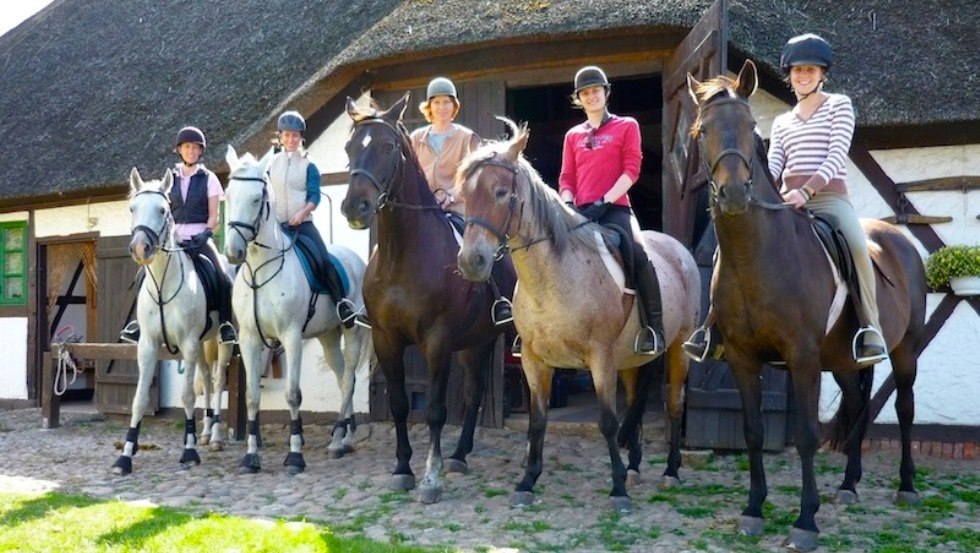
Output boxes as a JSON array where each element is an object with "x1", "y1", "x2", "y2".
[
  {"x1": 41, "y1": 353, "x2": 60, "y2": 429},
  {"x1": 226, "y1": 355, "x2": 247, "y2": 441}
]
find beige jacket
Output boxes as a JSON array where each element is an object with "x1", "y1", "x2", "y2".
[{"x1": 410, "y1": 123, "x2": 481, "y2": 215}]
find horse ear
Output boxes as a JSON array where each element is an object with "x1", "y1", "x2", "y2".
[
  {"x1": 381, "y1": 92, "x2": 410, "y2": 124},
  {"x1": 686, "y1": 73, "x2": 703, "y2": 105},
  {"x1": 735, "y1": 60, "x2": 758, "y2": 99},
  {"x1": 129, "y1": 168, "x2": 143, "y2": 193},
  {"x1": 160, "y1": 170, "x2": 174, "y2": 194},
  {"x1": 503, "y1": 120, "x2": 529, "y2": 162},
  {"x1": 226, "y1": 145, "x2": 240, "y2": 172},
  {"x1": 346, "y1": 96, "x2": 361, "y2": 120}
]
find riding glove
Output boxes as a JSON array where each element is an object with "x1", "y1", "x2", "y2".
[
  {"x1": 580, "y1": 199, "x2": 609, "y2": 221},
  {"x1": 192, "y1": 228, "x2": 213, "y2": 246}
]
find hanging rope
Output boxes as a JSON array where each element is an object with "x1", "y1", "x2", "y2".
[{"x1": 52, "y1": 326, "x2": 83, "y2": 396}]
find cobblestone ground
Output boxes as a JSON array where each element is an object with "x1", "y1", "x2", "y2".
[{"x1": 0, "y1": 407, "x2": 977, "y2": 552}]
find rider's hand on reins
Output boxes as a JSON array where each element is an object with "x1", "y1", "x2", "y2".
[{"x1": 782, "y1": 188, "x2": 809, "y2": 208}]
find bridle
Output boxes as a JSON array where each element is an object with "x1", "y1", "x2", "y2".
[
  {"x1": 695, "y1": 96, "x2": 787, "y2": 212},
  {"x1": 225, "y1": 171, "x2": 291, "y2": 349},
  {"x1": 348, "y1": 118, "x2": 441, "y2": 212}
]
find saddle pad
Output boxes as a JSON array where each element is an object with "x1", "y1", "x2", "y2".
[
  {"x1": 809, "y1": 226, "x2": 848, "y2": 335},
  {"x1": 594, "y1": 229, "x2": 627, "y2": 293},
  {"x1": 293, "y1": 235, "x2": 350, "y2": 297}
]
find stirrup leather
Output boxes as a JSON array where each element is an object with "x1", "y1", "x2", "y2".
[
  {"x1": 852, "y1": 326, "x2": 888, "y2": 365},
  {"x1": 492, "y1": 297, "x2": 514, "y2": 326}
]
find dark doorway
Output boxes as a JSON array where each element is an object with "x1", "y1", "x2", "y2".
[
  {"x1": 506, "y1": 73, "x2": 663, "y2": 231},
  {"x1": 503, "y1": 74, "x2": 666, "y2": 424}
]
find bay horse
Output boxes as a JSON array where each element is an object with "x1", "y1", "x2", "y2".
[
  {"x1": 456, "y1": 121, "x2": 700, "y2": 512},
  {"x1": 687, "y1": 60, "x2": 925, "y2": 550},
  {"x1": 112, "y1": 168, "x2": 233, "y2": 475},
  {"x1": 224, "y1": 146, "x2": 372, "y2": 474},
  {"x1": 341, "y1": 94, "x2": 516, "y2": 504}
]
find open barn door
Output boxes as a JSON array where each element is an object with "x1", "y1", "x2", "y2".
[{"x1": 661, "y1": 0, "x2": 791, "y2": 451}]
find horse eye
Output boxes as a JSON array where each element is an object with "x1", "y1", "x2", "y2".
[
  {"x1": 159, "y1": 207, "x2": 165, "y2": 215},
  {"x1": 495, "y1": 188, "x2": 509, "y2": 200}
]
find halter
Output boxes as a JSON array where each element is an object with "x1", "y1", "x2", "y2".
[
  {"x1": 462, "y1": 155, "x2": 524, "y2": 260},
  {"x1": 695, "y1": 97, "x2": 787, "y2": 212},
  {"x1": 131, "y1": 189, "x2": 172, "y2": 251},
  {"x1": 225, "y1": 171, "x2": 291, "y2": 349},
  {"x1": 348, "y1": 118, "x2": 441, "y2": 213}
]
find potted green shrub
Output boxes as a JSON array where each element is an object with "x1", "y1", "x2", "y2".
[{"x1": 925, "y1": 245, "x2": 980, "y2": 295}]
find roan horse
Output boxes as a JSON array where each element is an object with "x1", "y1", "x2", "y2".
[
  {"x1": 456, "y1": 122, "x2": 701, "y2": 512},
  {"x1": 224, "y1": 146, "x2": 372, "y2": 474},
  {"x1": 687, "y1": 61, "x2": 925, "y2": 550},
  {"x1": 341, "y1": 94, "x2": 516, "y2": 504},
  {"x1": 112, "y1": 168, "x2": 233, "y2": 475}
]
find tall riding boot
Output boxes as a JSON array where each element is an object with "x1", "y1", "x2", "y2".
[
  {"x1": 323, "y1": 272, "x2": 356, "y2": 329},
  {"x1": 633, "y1": 261, "x2": 665, "y2": 356},
  {"x1": 218, "y1": 281, "x2": 238, "y2": 345}
]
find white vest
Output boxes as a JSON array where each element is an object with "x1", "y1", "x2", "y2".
[{"x1": 268, "y1": 151, "x2": 313, "y2": 223}]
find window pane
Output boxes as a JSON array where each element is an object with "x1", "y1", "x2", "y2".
[
  {"x1": 4, "y1": 227, "x2": 23, "y2": 251},
  {"x1": 4, "y1": 277, "x2": 23, "y2": 300},
  {"x1": 6, "y1": 252, "x2": 23, "y2": 274}
]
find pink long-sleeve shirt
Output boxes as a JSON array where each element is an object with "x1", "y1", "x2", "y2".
[{"x1": 559, "y1": 115, "x2": 642, "y2": 207}]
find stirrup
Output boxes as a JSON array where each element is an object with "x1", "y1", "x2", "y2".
[
  {"x1": 492, "y1": 297, "x2": 514, "y2": 326},
  {"x1": 682, "y1": 326, "x2": 710, "y2": 362},
  {"x1": 852, "y1": 326, "x2": 888, "y2": 365},
  {"x1": 353, "y1": 312, "x2": 372, "y2": 330},
  {"x1": 120, "y1": 320, "x2": 140, "y2": 344},
  {"x1": 218, "y1": 322, "x2": 238, "y2": 345},
  {"x1": 336, "y1": 298, "x2": 357, "y2": 329},
  {"x1": 510, "y1": 335, "x2": 522, "y2": 358},
  {"x1": 633, "y1": 326, "x2": 663, "y2": 356}
]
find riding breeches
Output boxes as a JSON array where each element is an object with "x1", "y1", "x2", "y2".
[
  {"x1": 596, "y1": 206, "x2": 664, "y2": 331},
  {"x1": 805, "y1": 193, "x2": 881, "y2": 330}
]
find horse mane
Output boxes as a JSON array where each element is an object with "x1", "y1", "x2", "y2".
[
  {"x1": 460, "y1": 139, "x2": 602, "y2": 257},
  {"x1": 689, "y1": 74, "x2": 740, "y2": 138}
]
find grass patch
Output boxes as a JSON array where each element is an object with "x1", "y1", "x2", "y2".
[
  {"x1": 500, "y1": 520, "x2": 552, "y2": 533},
  {"x1": 0, "y1": 491, "x2": 437, "y2": 553},
  {"x1": 479, "y1": 485, "x2": 508, "y2": 499}
]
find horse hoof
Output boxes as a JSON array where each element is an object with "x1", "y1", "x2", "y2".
[
  {"x1": 895, "y1": 490, "x2": 921, "y2": 505},
  {"x1": 111, "y1": 456, "x2": 132, "y2": 476},
  {"x1": 283, "y1": 452, "x2": 306, "y2": 474},
  {"x1": 834, "y1": 489, "x2": 858, "y2": 505},
  {"x1": 510, "y1": 491, "x2": 535, "y2": 508},
  {"x1": 784, "y1": 527, "x2": 819, "y2": 551},
  {"x1": 389, "y1": 474, "x2": 416, "y2": 491},
  {"x1": 179, "y1": 449, "x2": 201, "y2": 466},
  {"x1": 328, "y1": 446, "x2": 346, "y2": 459},
  {"x1": 626, "y1": 469, "x2": 642, "y2": 487},
  {"x1": 417, "y1": 486, "x2": 442, "y2": 504},
  {"x1": 239, "y1": 453, "x2": 261, "y2": 474},
  {"x1": 444, "y1": 458, "x2": 469, "y2": 474},
  {"x1": 199, "y1": 435, "x2": 210, "y2": 446},
  {"x1": 660, "y1": 475, "x2": 681, "y2": 489},
  {"x1": 286, "y1": 464, "x2": 305, "y2": 475},
  {"x1": 738, "y1": 515, "x2": 765, "y2": 536},
  {"x1": 209, "y1": 440, "x2": 224, "y2": 453},
  {"x1": 609, "y1": 495, "x2": 632, "y2": 513}
]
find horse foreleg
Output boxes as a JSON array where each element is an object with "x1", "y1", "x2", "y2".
[
  {"x1": 111, "y1": 341, "x2": 157, "y2": 476},
  {"x1": 662, "y1": 342, "x2": 689, "y2": 488},
  {"x1": 785, "y1": 362, "x2": 822, "y2": 551},
  {"x1": 593, "y1": 358, "x2": 631, "y2": 512},
  {"x1": 616, "y1": 364, "x2": 651, "y2": 487},
  {"x1": 321, "y1": 327, "x2": 353, "y2": 459},
  {"x1": 178, "y1": 343, "x2": 202, "y2": 469},
  {"x1": 377, "y1": 339, "x2": 414, "y2": 491},
  {"x1": 512, "y1": 355, "x2": 553, "y2": 508},
  {"x1": 194, "y1": 353, "x2": 212, "y2": 447},
  {"x1": 831, "y1": 368, "x2": 872, "y2": 504},
  {"x1": 417, "y1": 344, "x2": 453, "y2": 504},
  {"x1": 446, "y1": 341, "x2": 494, "y2": 474},
  {"x1": 891, "y1": 345, "x2": 920, "y2": 505},
  {"x1": 729, "y1": 359, "x2": 768, "y2": 537},
  {"x1": 282, "y1": 332, "x2": 306, "y2": 475},
  {"x1": 238, "y1": 336, "x2": 264, "y2": 474}
]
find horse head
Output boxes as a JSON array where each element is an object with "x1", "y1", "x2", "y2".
[
  {"x1": 687, "y1": 60, "x2": 761, "y2": 216},
  {"x1": 223, "y1": 145, "x2": 274, "y2": 263},
  {"x1": 341, "y1": 93, "x2": 411, "y2": 229},
  {"x1": 456, "y1": 117, "x2": 530, "y2": 282},
  {"x1": 128, "y1": 167, "x2": 175, "y2": 265}
]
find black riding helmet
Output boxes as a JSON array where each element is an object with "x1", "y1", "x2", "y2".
[
  {"x1": 175, "y1": 126, "x2": 207, "y2": 151},
  {"x1": 780, "y1": 34, "x2": 833, "y2": 74},
  {"x1": 573, "y1": 65, "x2": 610, "y2": 95}
]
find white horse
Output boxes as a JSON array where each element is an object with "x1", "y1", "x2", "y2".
[
  {"x1": 112, "y1": 168, "x2": 233, "y2": 475},
  {"x1": 224, "y1": 146, "x2": 372, "y2": 474}
]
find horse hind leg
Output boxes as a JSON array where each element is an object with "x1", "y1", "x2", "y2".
[
  {"x1": 319, "y1": 327, "x2": 353, "y2": 459},
  {"x1": 207, "y1": 341, "x2": 232, "y2": 452},
  {"x1": 890, "y1": 343, "x2": 920, "y2": 505},
  {"x1": 616, "y1": 364, "x2": 654, "y2": 487},
  {"x1": 661, "y1": 341, "x2": 689, "y2": 489},
  {"x1": 446, "y1": 341, "x2": 494, "y2": 474}
]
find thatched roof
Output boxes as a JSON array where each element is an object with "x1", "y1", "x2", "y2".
[{"x1": 0, "y1": 0, "x2": 975, "y2": 207}]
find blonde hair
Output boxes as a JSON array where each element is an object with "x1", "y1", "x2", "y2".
[{"x1": 418, "y1": 96, "x2": 460, "y2": 123}]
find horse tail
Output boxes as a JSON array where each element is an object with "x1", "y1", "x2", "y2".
[{"x1": 826, "y1": 366, "x2": 874, "y2": 453}]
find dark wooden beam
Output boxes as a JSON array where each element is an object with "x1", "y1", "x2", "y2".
[
  {"x1": 896, "y1": 175, "x2": 980, "y2": 193},
  {"x1": 867, "y1": 422, "x2": 980, "y2": 443}
]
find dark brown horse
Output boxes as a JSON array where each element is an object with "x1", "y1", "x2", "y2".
[
  {"x1": 687, "y1": 61, "x2": 925, "y2": 550},
  {"x1": 341, "y1": 93, "x2": 516, "y2": 504}
]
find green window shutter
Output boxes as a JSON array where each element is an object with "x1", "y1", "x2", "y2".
[{"x1": 0, "y1": 221, "x2": 28, "y2": 306}]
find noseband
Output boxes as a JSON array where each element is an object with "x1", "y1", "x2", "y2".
[
  {"x1": 696, "y1": 97, "x2": 786, "y2": 212},
  {"x1": 462, "y1": 155, "x2": 523, "y2": 260},
  {"x1": 131, "y1": 189, "x2": 172, "y2": 250}
]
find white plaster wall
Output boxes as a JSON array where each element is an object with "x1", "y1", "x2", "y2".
[
  {"x1": 0, "y1": 211, "x2": 28, "y2": 222},
  {"x1": 0, "y1": 318, "x2": 28, "y2": 399},
  {"x1": 35, "y1": 200, "x2": 131, "y2": 238}
]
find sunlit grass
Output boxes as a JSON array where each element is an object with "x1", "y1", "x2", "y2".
[{"x1": 0, "y1": 491, "x2": 441, "y2": 553}]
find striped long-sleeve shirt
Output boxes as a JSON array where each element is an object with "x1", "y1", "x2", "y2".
[{"x1": 768, "y1": 93, "x2": 855, "y2": 195}]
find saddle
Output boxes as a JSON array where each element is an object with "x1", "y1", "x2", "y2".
[
  {"x1": 287, "y1": 228, "x2": 349, "y2": 298},
  {"x1": 809, "y1": 213, "x2": 855, "y2": 286},
  {"x1": 600, "y1": 224, "x2": 637, "y2": 290},
  {"x1": 179, "y1": 241, "x2": 220, "y2": 337}
]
